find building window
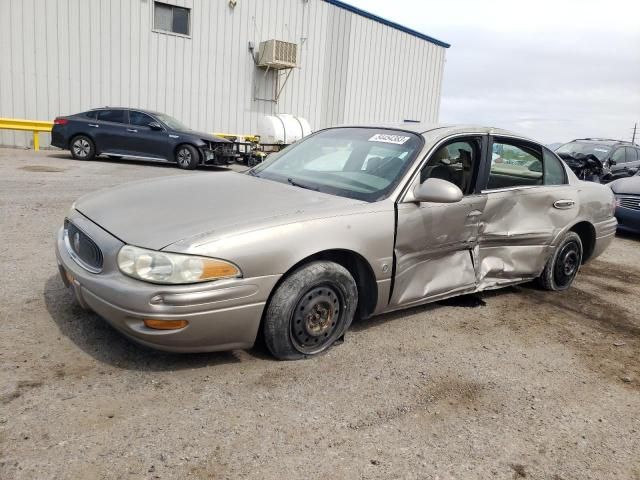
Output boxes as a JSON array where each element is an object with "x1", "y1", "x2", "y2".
[{"x1": 154, "y1": 2, "x2": 190, "y2": 36}]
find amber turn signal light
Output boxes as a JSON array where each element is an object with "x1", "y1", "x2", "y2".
[{"x1": 143, "y1": 319, "x2": 188, "y2": 330}]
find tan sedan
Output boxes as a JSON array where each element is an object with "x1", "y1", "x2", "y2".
[{"x1": 56, "y1": 124, "x2": 617, "y2": 359}]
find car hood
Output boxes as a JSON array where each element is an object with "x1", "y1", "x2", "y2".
[
  {"x1": 177, "y1": 129, "x2": 231, "y2": 143},
  {"x1": 608, "y1": 176, "x2": 640, "y2": 195},
  {"x1": 74, "y1": 172, "x2": 364, "y2": 250}
]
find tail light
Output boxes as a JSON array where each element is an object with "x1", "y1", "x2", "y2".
[{"x1": 54, "y1": 117, "x2": 68, "y2": 125}]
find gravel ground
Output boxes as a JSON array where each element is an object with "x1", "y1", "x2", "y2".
[{"x1": 1, "y1": 148, "x2": 638, "y2": 480}]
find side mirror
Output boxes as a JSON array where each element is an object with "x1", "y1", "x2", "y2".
[
  {"x1": 148, "y1": 122, "x2": 162, "y2": 130},
  {"x1": 413, "y1": 178, "x2": 463, "y2": 203},
  {"x1": 609, "y1": 159, "x2": 616, "y2": 166}
]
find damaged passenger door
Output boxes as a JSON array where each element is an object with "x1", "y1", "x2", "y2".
[
  {"x1": 476, "y1": 137, "x2": 576, "y2": 288},
  {"x1": 391, "y1": 135, "x2": 488, "y2": 308}
]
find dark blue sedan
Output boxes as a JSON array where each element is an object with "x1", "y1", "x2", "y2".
[
  {"x1": 51, "y1": 108, "x2": 234, "y2": 169},
  {"x1": 609, "y1": 172, "x2": 640, "y2": 234}
]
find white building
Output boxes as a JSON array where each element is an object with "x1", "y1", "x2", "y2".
[{"x1": 0, "y1": 0, "x2": 449, "y2": 148}]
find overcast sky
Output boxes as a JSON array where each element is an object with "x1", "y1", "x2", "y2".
[{"x1": 346, "y1": 0, "x2": 640, "y2": 144}]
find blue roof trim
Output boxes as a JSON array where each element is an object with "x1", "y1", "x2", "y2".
[{"x1": 322, "y1": 0, "x2": 451, "y2": 49}]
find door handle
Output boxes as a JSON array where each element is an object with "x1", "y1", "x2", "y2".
[
  {"x1": 88, "y1": 124, "x2": 99, "y2": 128},
  {"x1": 553, "y1": 200, "x2": 575, "y2": 209},
  {"x1": 126, "y1": 128, "x2": 138, "y2": 133}
]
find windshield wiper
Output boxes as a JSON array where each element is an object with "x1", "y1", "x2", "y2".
[{"x1": 287, "y1": 178, "x2": 319, "y2": 191}]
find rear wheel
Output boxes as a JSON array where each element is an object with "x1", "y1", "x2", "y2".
[
  {"x1": 175, "y1": 144, "x2": 199, "y2": 170},
  {"x1": 538, "y1": 231, "x2": 583, "y2": 291},
  {"x1": 263, "y1": 261, "x2": 358, "y2": 360},
  {"x1": 70, "y1": 135, "x2": 95, "y2": 160}
]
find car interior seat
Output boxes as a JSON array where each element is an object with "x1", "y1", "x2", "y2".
[{"x1": 365, "y1": 156, "x2": 384, "y2": 173}]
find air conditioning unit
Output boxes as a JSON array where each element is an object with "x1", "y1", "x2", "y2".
[{"x1": 257, "y1": 40, "x2": 298, "y2": 69}]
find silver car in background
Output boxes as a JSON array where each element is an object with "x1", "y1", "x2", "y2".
[{"x1": 56, "y1": 124, "x2": 617, "y2": 359}]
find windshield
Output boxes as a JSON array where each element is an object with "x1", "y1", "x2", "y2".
[
  {"x1": 155, "y1": 113, "x2": 190, "y2": 131},
  {"x1": 555, "y1": 142, "x2": 611, "y2": 161},
  {"x1": 251, "y1": 128, "x2": 423, "y2": 202}
]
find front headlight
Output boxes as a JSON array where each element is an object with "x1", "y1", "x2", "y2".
[{"x1": 117, "y1": 245, "x2": 241, "y2": 284}]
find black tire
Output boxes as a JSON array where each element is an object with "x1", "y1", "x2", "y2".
[
  {"x1": 263, "y1": 261, "x2": 358, "y2": 360},
  {"x1": 70, "y1": 135, "x2": 95, "y2": 160},
  {"x1": 175, "y1": 144, "x2": 199, "y2": 170},
  {"x1": 538, "y1": 231, "x2": 583, "y2": 291}
]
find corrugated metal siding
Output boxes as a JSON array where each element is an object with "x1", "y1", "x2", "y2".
[{"x1": 0, "y1": 0, "x2": 447, "y2": 148}]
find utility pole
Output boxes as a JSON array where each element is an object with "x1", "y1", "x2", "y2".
[{"x1": 633, "y1": 123, "x2": 637, "y2": 144}]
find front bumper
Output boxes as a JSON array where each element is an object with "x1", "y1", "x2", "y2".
[
  {"x1": 199, "y1": 143, "x2": 239, "y2": 165},
  {"x1": 615, "y1": 206, "x2": 640, "y2": 234},
  {"x1": 55, "y1": 214, "x2": 280, "y2": 352}
]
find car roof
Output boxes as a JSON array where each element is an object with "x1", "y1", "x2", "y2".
[
  {"x1": 567, "y1": 138, "x2": 637, "y2": 146},
  {"x1": 330, "y1": 122, "x2": 535, "y2": 141},
  {"x1": 88, "y1": 107, "x2": 163, "y2": 116}
]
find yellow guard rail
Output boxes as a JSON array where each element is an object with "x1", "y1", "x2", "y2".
[{"x1": 0, "y1": 118, "x2": 54, "y2": 151}]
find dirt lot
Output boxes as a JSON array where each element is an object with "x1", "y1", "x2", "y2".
[{"x1": 0, "y1": 147, "x2": 638, "y2": 480}]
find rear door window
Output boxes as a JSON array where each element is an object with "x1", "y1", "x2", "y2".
[
  {"x1": 487, "y1": 140, "x2": 543, "y2": 189},
  {"x1": 97, "y1": 109, "x2": 126, "y2": 124},
  {"x1": 543, "y1": 148, "x2": 567, "y2": 185}
]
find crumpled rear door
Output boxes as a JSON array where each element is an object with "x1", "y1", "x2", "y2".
[{"x1": 477, "y1": 185, "x2": 578, "y2": 288}]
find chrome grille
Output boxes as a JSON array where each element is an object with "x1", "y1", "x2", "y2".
[
  {"x1": 64, "y1": 220, "x2": 103, "y2": 273},
  {"x1": 617, "y1": 195, "x2": 640, "y2": 211}
]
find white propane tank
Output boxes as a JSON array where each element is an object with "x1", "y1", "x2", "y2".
[{"x1": 258, "y1": 114, "x2": 312, "y2": 144}]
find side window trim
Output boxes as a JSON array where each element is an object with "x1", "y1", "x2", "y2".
[
  {"x1": 418, "y1": 135, "x2": 485, "y2": 196},
  {"x1": 611, "y1": 148, "x2": 627, "y2": 164},
  {"x1": 481, "y1": 136, "x2": 544, "y2": 192},
  {"x1": 397, "y1": 133, "x2": 489, "y2": 203},
  {"x1": 542, "y1": 147, "x2": 568, "y2": 185},
  {"x1": 96, "y1": 109, "x2": 127, "y2": 125},
  {"x1": 128, "y1": 110, "x2": 158, "y2": 128}
]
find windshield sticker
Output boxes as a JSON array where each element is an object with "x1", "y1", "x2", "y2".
[
  {"x1": 594, "y1": 148, "x2": 608, "y2": 152},
  {"x1": 369, "y1": 134, "x2": 410, "y2": 145}
]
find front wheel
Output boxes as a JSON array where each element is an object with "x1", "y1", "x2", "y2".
[
  {"x1": 263, "y1": 261, "x2": 358, "y2": 360},
  {"x1": 175, "y1": 145, "x2": 199, "y2": 170},
  {"x1": 538, "y1": 231, "x2": 583, "y2": 291}
]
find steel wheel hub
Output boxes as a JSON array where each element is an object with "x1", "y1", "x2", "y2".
[
  {"x1": 562, "y1": 250, "x2": 578, "y2": 276},
  {"x1": 73, "y1": 139, "x2": 90, "y2": 157},
  {"x1": 554, "y1": 240, "x2": 580, "y2": 287},
  {"x1": 291, "y1": 285, "x2": 342, "y2": 353},
  {"x1": 177, "y1": 149, "x2": 191, "y2": 166}
]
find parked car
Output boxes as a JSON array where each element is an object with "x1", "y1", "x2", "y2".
[
  {"x1": 555, "y1": 138, "x2": 640, "y2": 182},
  {"x1": 51, "y1": 108, "x2": 235, "y2": 169},
  {"x1": 608, "y1": 170, "x2": 640, "y2": 234},
  {"x1": 56, "y1": 125, "x2": 617, "y2": 359}
]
